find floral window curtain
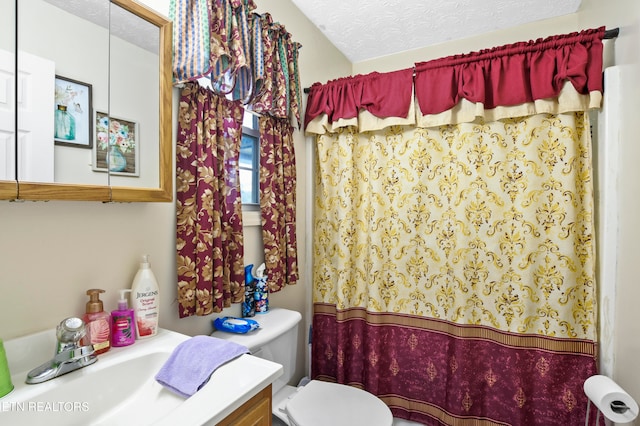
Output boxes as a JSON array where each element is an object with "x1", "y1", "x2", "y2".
[
  {"x1": 172, "y1": 0, "x2": 302, "y2": 302},
  {"x1": 170, "y1": 0, "x2": 303, "y2": 127},
  {"x1": 259, "y1": 115, "x2": 299, "y2": 291},
  {"x1": 307, "y1": 28, "x2": 604, "y2": 425},
  {"x1": 176, "y1": 83, "x2": 245, "y2": 317}
]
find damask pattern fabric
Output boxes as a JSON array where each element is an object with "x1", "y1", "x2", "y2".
[
  {"x1": 313, "y1": 306, "x2": 597, "y2": 426},
  {"x1": 176, "y1": 83, "x2": 245, "y2": 317},
  {"x1": 312, "y1": 112, "x2": 597, "y2": 424},
  {"x1": 259, "y1": 115, "x2": 299, "y2": 291}
]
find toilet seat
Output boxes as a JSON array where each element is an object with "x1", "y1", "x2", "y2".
[{"x1": 285, "y1": 380, "x2": 393, "y2": 426}]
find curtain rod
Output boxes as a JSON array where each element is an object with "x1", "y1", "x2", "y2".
[
  {"x1": 303, "y1": 27, "x2": 620, "y2": 94},
  {"x1": 604, "y1": 28, "x2": 619, "y2": 39}
]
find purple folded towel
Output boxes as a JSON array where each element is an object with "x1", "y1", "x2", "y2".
[{"x1": 155, "y1": 335, "x2": 249, "y2": 398}]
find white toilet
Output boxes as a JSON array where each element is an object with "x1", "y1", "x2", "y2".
[{"x1": 211, "y1": 308, "x2": 393, "y2": 426}]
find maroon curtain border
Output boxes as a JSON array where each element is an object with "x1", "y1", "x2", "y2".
[{"x1": 312, "y1": 304, "x2": 599, "y2": 426}]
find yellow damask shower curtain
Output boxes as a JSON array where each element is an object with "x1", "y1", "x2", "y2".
[
  {"x1": 309, "y1": 28, "x2": 605, "y2": 425},
  {"x1": 312, "y1": 112, "x2": 597, "y2": 425}
]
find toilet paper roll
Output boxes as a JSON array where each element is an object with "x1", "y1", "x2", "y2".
[{"x1": 584, "y1": 375, "x2": 639, "y2": 423}]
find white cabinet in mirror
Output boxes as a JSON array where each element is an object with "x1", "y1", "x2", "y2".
[{"x1": 0, "y1": 0, "x2": 17, "y2": 199}]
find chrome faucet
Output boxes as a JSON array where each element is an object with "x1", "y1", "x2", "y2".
[{"x1": 26, "y1": 317, "x2": 97, "y2": 384}]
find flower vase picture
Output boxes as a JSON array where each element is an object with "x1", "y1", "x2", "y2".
[
  {"x1": 55, "y1": 104, "x2": 75, "y2": 140},
  {"x1": 54, "y1": 76, "x2": 92, "y2": 148},
  {"x1": 92, "y1": 111, "x2": 139, "y2": 176}
]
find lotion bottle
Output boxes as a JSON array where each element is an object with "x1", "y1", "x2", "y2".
[
  {"x1": 83, "y1": 289, "x2": 111, "y2": 354},
  {"x1": 131, "y1": 255, "x2": 159, "y2": 339},
  {"x1": 111, "y1": 289, "x2": 136, "y2": 347}
]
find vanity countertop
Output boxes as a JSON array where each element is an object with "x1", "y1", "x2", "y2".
[
  {"x1": 1, "y1": 328, "x2": 283, "y2": 426},
  {"x1": 154, "y1": 348, "x2": 282, "y2": 426}
]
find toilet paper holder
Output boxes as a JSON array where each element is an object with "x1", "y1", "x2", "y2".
[
  {"x1": 611, "y1": 400, "x2": 630, "y2": 414},
  {"x1": 584, "y1": 375, "x2": 639, "y2": 425},
  {"x1": 585, "y1": 399, "x2": 632, "y2": 425}
]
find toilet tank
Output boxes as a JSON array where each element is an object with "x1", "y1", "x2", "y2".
[{"x1": 211, "y1": 308, "x2": 302, "y2": 394}]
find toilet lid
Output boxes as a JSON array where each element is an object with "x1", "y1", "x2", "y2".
[{"x1": 285, "y1": 380, "x2": 393, "y2": 426}]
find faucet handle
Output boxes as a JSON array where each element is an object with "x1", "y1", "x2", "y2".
[
  {"x1": 53, "y1": 344, "x2": 96, "y2": 364},
  {"x1": 25, "y1": 318, "x2": 97, "y2": 384},
  {"x1": 56, "y1": 317, "x2": 86, "y2": 344}
]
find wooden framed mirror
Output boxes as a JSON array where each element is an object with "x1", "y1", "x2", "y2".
[
  {"x1": 108, "y1": 0, "x2": 173, "y2": 202},
  {"x1": 8, "y1": 0, "x2": 172, "y2": 202}
]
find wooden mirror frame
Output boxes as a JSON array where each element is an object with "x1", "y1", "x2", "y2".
[
  {"x1": 7, "y1": 0, "x2": 172, "y2": 202},
  {"x1": 0, "y1": 182, "x2": 17, "y2": 200}
]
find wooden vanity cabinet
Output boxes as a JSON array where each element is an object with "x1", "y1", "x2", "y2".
[{"x1": 217, "y1": 384, "x2": 273, "y2": 426}]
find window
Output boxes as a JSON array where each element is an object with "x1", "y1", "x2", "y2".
[{"x1": 240, "y1": 111, "x2": 259, "y2": 207}]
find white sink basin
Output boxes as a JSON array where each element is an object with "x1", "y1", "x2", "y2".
[{"x1": 1, "y1": 328, "x2": 282, "y2": 425}]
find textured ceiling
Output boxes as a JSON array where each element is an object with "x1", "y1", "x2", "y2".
[
  {"x1": 44, "y1": 0, "x2": 159, "y2": 53},
  {"x1": 290, "y1": 0, "x2": 582, "y2": 63}
]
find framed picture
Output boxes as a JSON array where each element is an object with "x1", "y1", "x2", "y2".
[
  {"x1": 92, "y1": 111, "x2": 139, "y2": 177},
  {"x1": 54, "y1": 76, "x2": 93, "y2": 148}
]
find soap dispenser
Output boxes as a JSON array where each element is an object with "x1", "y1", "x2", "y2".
[
  {"x1": 83, "y1": 289, "x2": 111, "y2": 354},
  {"x1": 242, "y1": 264, "x2": 256, "y2": 318},
  {"x1": 111, "y1": 289, "x2": 136, "y2": 347}
]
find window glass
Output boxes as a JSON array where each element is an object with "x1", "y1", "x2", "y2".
[{"x1": 240, "y1": 112, "x2": 259, "y2": 205}]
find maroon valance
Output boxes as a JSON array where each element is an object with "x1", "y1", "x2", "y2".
[
  {"x1": 304, "y1": 27, "x2": 606, "y2": 134},
  {"x1": 414, "y1": 27, "x2": 605, "y2": 115},
  {"x1": 304, "y1": 68, "x2": 414, "y2": 128}
]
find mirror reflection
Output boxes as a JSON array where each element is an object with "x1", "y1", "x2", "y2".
[
  {"x1": 109, "y1": 1, "x2": 160, "y2": 189},
  {"x1": 0, "y1": 0, "x2": 17, "y2": 198},
  {"x1": 18, "y1": 0, "x2": 109, "y2": 186},
  {"x1": 15, "y1": 0, "x2": 163, "y2": 191}
]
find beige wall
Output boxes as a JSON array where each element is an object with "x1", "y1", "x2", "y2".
[{"x1": 0, "y1": 0, "x2": 350, "y2": 387}]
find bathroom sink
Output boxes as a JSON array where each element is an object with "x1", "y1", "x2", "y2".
[{"x1": 1, "y1": 328, "x2": 283, "y2": 425}]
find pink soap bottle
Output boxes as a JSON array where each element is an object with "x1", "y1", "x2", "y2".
[
  {"x1": 111, "y1": 289, "x2": 136, "y2": 347},
  {"x1": 83, "y1": 289, "x2": 112, "y2": 355}
]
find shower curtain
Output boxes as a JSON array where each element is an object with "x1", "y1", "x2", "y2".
[{"x1": 309, "y1": 28, "x2": 604, "y2": 425}]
